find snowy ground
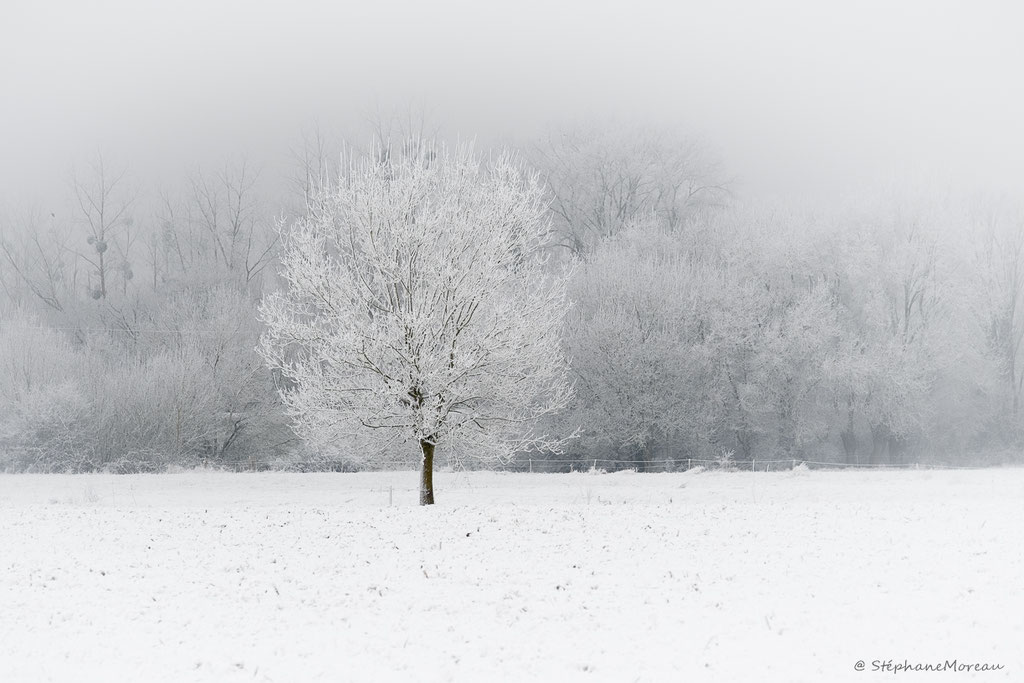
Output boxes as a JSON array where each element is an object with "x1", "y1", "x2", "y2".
[{"x1": 0, "y1": 468, "x2": 1021, "y2": 682}]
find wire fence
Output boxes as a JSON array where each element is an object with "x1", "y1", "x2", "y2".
[
  {"x1": 0, "y1": 324, "x2": 252, "y2": 335},
  {"x1": 500, "y1": 457, "x2": 1011, "y2": 473},
  {"x1": 84, "y1": 455, "x2": 1012, "y2": 474}
]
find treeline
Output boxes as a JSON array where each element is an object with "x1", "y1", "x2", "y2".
[
  {"x1": 0, "y1": 157, "x2": 288, "y2": 471},
  {"x1": 1, "y1": 123, "x2": 1022, "y2": 471},
  {"x1": 532, "y1": 127, "x2": 1018, "y2": 469}
]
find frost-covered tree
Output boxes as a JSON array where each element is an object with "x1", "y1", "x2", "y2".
[
  {"x1": 562, "y1": 220, "x2": 715, "y2": 469},
  {"x1": 971, "y1": 198, "x2": 1024, "y2": 430},
  {"x1": 259, "y1": 143, "x2": 574, "y2": 504}
]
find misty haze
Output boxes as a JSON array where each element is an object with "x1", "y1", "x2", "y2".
[{"x1": 1, "y1": 1, "x2": 1022, "y2": 681}]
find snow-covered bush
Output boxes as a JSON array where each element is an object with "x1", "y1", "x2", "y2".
[{"x1": 0, "y1": 311, "x2": 90, "y2": 471}]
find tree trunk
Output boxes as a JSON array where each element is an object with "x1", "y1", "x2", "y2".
[
  {"x1": 419, "y1": 439, "x2": 435, "y2": 506},
  {"x1": 870, "y1": 424, "x2": 889, "y2": 465},
  {"x1": 841, "y1": 429, "x2": 857, "y2": 464},
  {"x1": 98, "y1": 247, "x2": 107, "y2": 298}
]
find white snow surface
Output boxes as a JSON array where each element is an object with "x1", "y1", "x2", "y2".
[{"x1": 1, "y1": 468, "x2": 1021, "y2": 682}]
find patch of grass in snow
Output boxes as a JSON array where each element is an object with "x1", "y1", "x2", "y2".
[{"x1": 48, "y1": 485, "x2": 101, "y2": 505}]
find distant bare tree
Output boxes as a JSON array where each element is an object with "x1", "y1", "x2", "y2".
[
  {"x1": 530, "y1": 124, "x2": 731, "y2": 256},
  {"x1": 0, "y1": 208, "x2": 77, "y2": 312},
  {"x1": 362, "y1": 102, "x2": 441, "y2": 161},
  {"x1": 185, "y1": 160, "x2": 276, "y2": 285},
  {"x1": 71, "y1": 155, "x2": 137, "y2": 300},
  {"x1": 287, "y1": 123, "x2": 339, "y2": 218}
]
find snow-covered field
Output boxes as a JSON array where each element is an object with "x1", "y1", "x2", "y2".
[{"x1": 1, "y1": 468, "x2": 1020, "y2": 682}]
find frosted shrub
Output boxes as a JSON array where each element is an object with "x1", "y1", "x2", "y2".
[
  {"x1": 83, "y1": 349, "x2": 221, "y2": 470},
  {"x1": 716, "y1": 450, "x2": 736, "y2": 470},
  {"x1": 0, "y1": 312, "x2": 91, "y2": 471},
  {"x1": 0, "y1": 382, "x2": 90, "y2": 472},
  {"x1": 789, "y1": 462, "x2": 811, "y2": 476}
]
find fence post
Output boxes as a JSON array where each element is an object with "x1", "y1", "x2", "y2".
[
  {"x1": 529, "y1": 458, "x2": 533, "y2": 473},
  {"x1": 752, "y1": 459, "x2": 756, "y2": 473},
  {"x1": 687, "y1": 458, "x2": 691, "y2": 470}
]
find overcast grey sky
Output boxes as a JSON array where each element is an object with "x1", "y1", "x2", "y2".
[{"x1": 2, "y1": 0, "x2": 1023, "y2": 209}]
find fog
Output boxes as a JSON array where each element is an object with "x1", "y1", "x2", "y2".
[
  {"x1": 4, "y1": 0, "x2": 1024, "y2": 474},
  {"x1": 4, "y1": 9, "x2": 1023, "y2": 677},
  {"x1": 3, "y1": 0, "x2": 1023, "y2": 208}
]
